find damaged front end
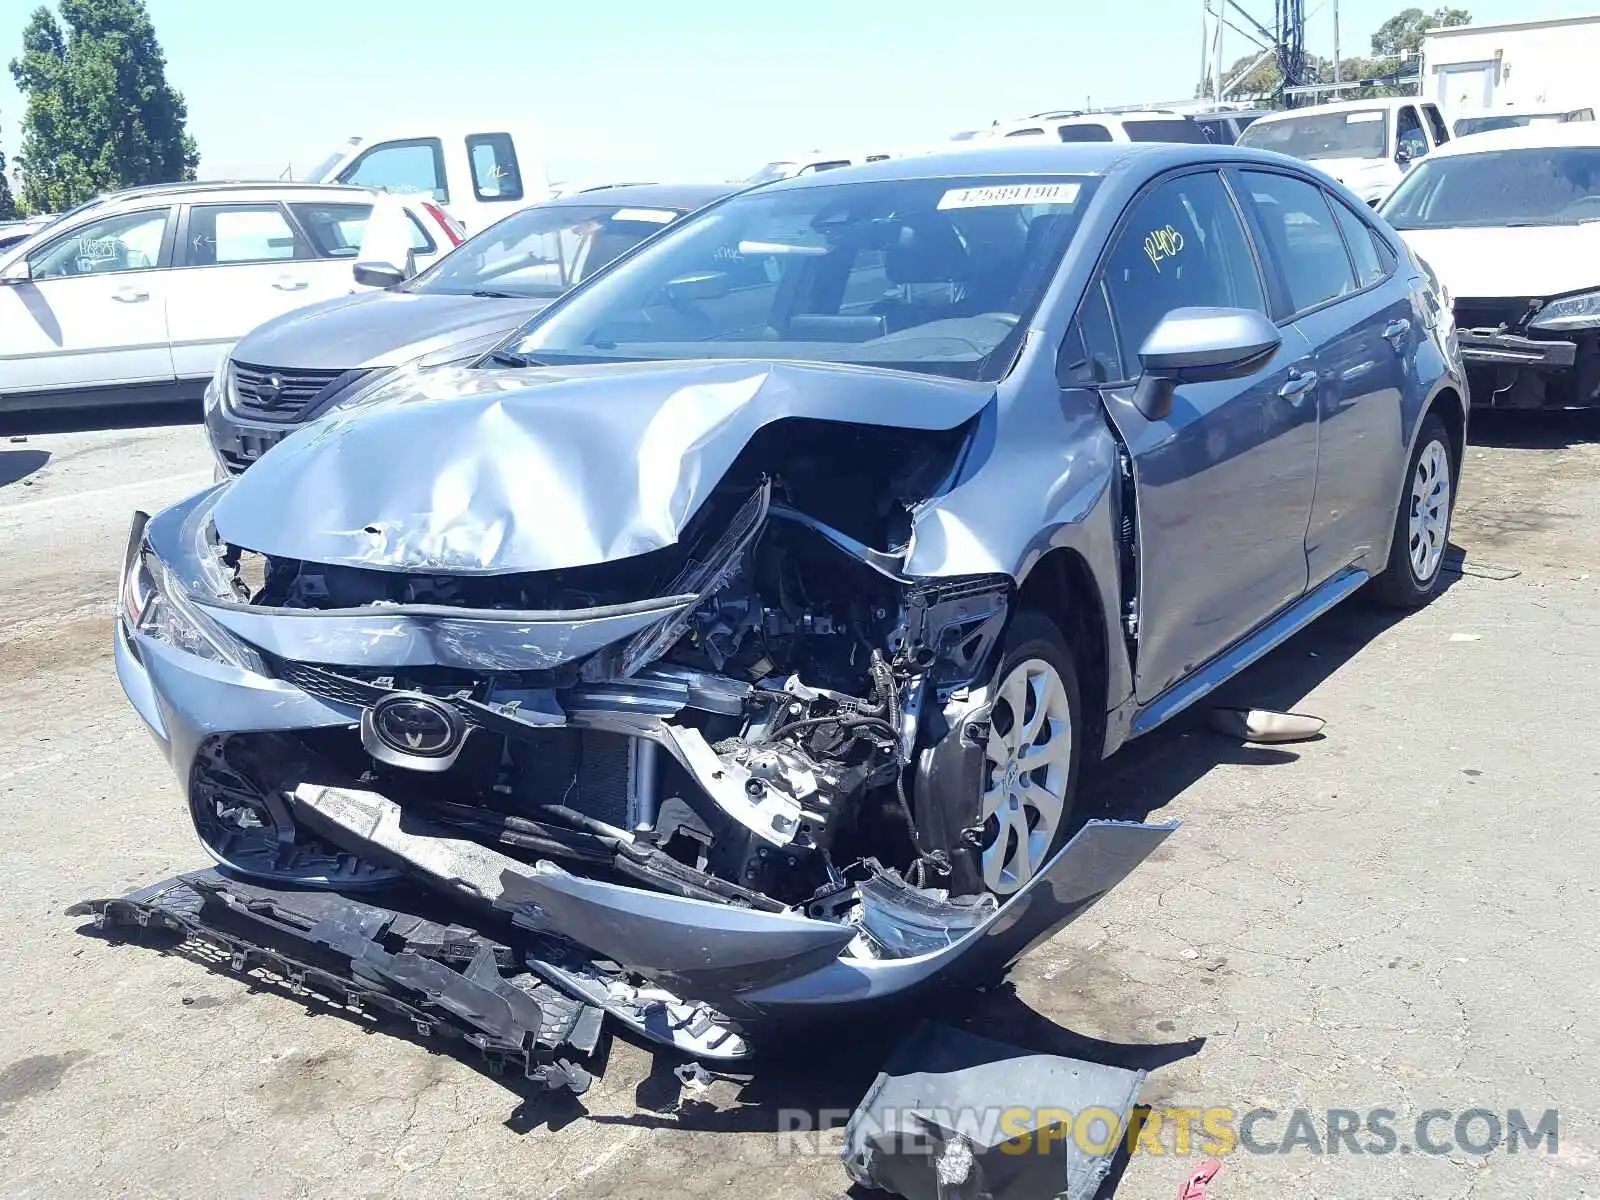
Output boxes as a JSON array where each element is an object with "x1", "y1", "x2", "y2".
[
  {"x1": 1454, "y1": 294, "x2": 1595, "y2": 408},
  {"x1": 110, "y1": 362, "x2": 1171, "y2": 1054}
]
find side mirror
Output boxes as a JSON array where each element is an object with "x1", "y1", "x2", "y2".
[
  {"x1": 1132, "y1": 307, "x2": 1281, "y2": 421},
  {"x1": 1395, "y1": 142, "x2": 1418, "y2": 166},
  {"x1": 0, "y1": 256, "x2": 31, "y2": 285},
  {"x1": 353, "y1": 260, "x2": 406, "y2": 289},
  {"x1": 664, "y1": 270, "x2": 731, "y2": 303}
]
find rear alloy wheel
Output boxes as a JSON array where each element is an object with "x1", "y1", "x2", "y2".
[
  {"x1": 1373, "y1": 412, "x2": 1455, "y2": 609},
  {"x1": 979, "y1": 613, "x2": 1083, "y2": 896}
]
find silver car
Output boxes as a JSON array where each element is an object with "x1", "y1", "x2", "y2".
[
  {"x1": 106, "y1": 142, "x2": 1464, "y2": 1066},
  {"x1": 204, "y1": 183, "x2": 734, "y2": 473}
]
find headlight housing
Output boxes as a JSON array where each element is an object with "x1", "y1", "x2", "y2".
[
  {"x1": 1528, "y1": 290, "x2": 1600, "y2": 332},
  {"x1": 203, "y1": 354, "x2": 231, "y2": 414},
  {"x1": 120, "y1": 514, "x2": 264, "y2": 673}
]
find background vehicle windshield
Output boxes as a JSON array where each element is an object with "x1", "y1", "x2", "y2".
[
  {"x1": 1453, "y1": 114, "x2": 1556, "y2": 137},
  {"x1": 1238, "y1": 110, "x2": 1389, "y2": 160},
  {"x1": 512, "y1": 174, "x2": 1097, "y2": 381},
  {"x1": 1382, "y1": 147, "x2": 1600, "y2": 228},
  {"x1": 410, "y1": 203, "x2": 682, "y2": 298}
]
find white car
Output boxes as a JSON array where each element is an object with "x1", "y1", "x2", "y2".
[
  {"x1": 979, "y1": 110, "x2": 1211, "y2": 144},
  {"x1": 1237, "y1": 98, "x2": 1453, "y2": 205},
  {"x1": 0, "y1": 181, "x2": 461, "y2": 413},
  {"x1": 1380, "y1": 121, "x2": 1600, "y2": 409}
]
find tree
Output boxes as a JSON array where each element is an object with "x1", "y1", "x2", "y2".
[
  {"x1": 1371, "y1": 7, "x2": 1471, "y2": 59},
  {"x1": 0, "y1": 127, "x2": 16, "y2": 220},
  {"x1": 9, "y1": 0, "x2": 198, "y2": 214}
]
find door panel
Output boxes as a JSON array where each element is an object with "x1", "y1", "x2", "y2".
[
  {"x1": 1085, "y1": 170, "x2": 1319, "y2": 702},
  {"x1": 1297, "y1": 200, "x2": 1412, "y2": 582},
  {"x1": 1235, "y1": 171, "x2": 1408, "y2": 585},
  {"x1": 1105, "y1": 331, "x2": 1318, "y2": 702},
  {"x1": 167, "y1": 202, "x2": 323, "y2": 379},
  {"x1": 0, "y1": 207, "x2": 174, "y2": 396}
]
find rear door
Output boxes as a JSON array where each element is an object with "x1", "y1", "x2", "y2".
[
  {"x1": 1064, "y1": 168, "x2": 1318, "y2": 702},
  {"x1": 1232, "y1": 169, "x2": 1410, "y2": 585},
  {"x1": 0, "y1": 206, "x2": 176, "y2": 401},
  {"x1": 165, "y1": 201, "x2": 328, "y2": 380}
]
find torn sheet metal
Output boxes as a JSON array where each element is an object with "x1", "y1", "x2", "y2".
[
  {"x1": 842, "y1": 1021, "x2": 1145, "y2": 1200},
  {"x1": 69, "y1": 870, "x2": 604, "y2": 1092},
  {"x1": 206, "y1": 359, "x2": 993, "y2": 575}
]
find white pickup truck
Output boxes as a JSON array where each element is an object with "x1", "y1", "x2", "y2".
[{"x1": 302, "y1": 123, "x2": 551, "y2": 233}]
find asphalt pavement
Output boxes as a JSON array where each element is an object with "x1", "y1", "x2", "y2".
[{"x1": 1, "y1": 402, "x2": 1597, "y2": 1199}]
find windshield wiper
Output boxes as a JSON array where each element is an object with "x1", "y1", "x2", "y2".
[
  {"x1": 471, "y1": 289, "x2": 518, "y2": 299},
  {"x1": 483, "y1": 349, "x2": 547, "y2": 368}
]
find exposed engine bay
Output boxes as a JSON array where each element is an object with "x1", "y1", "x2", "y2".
[{"x1": 190, "y1": 419, "x2": 1021, "y2": 939}]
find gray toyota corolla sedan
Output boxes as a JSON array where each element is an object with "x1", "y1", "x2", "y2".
[
  {"x1": 106, "y1": 142, "x2": 1464, "y2": 1061},
  {"x1": 204, "y1": 182, "x2": 733, "y2": 474}
]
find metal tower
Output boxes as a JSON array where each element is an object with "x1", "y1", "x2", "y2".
[{"x1": 1203, "y1": 0, "x2": 1311, "y2": 106}]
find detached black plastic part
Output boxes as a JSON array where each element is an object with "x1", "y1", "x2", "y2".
[
  {"x1": 68, "y1": 869, "x2": 605, "y2": 1094},
  {"x1": 842, "y1": 1021, "x2": 1145, "y2": 1200}
]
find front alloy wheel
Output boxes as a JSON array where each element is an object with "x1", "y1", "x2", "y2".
[
  {"x1": 978, "y1": 613, "x2": 1083, "y2": 895},
  {"x1": 1373, "y1": 412, "x2": 1455, "y2": 609}
]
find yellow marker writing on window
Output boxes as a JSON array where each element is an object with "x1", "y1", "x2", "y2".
[{"x1": 1144, "y1": 225, "x2": 1185, "y2": 272}]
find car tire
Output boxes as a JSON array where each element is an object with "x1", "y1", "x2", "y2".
[
  {"x1": 1372, "y1": 412, "x2": 1455, "y2": 609},
  {"x1": 976, "y1": 610, "x2": 1085, "y2": 897}
]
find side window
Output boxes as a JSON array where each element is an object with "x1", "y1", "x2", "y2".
[
  {"x1": 1397, "y1": 106, "x2": 1429, "y2": 159},
  {"x1": 289, "y1": 201, "x2": 374, "y2": 258},
  {"x1": 28, "y1": 208, "x2": 168, "y2": 278},
  {"x1": 1059, "y1": 279, "x2": 1123, "y2": 385},
  {"x1": 186, "y1": 204, "x2": 306, "y2": 267},
  {"x1": 1422, "y1": 103, "x2": 1451, "y2": 144},
  {"x1": 1239, "y1": 171, "x2": 1356, "y2": 314},
  {"x1": 466, "y1": 133, "x2": 523, "y2": 203},
  {"x1": 338, "y1": 138, "x2": 448, "y2": 203},
  {"x1": 1098, "y1": 171, "x2": 1266, "y2": 376},
  {"x1": 1005, "y1": 128, "x2": 1045, "y2": 138},
  {"x1": 406, "y1": 212, "x2": 436, "y2": 254},
  {"x1": 1057, "y1": 123, "x2": 1114, "y2": 143},
  {"x1": 1328, "y1": 197, "x2": 1386, "y2": 287}
]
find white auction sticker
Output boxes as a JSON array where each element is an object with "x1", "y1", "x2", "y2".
[
  {"x1": 612, "y1": 207, "x2": 676, "y2": 223},
  {"x1": 938, "y1": 182, "x2": 1081, "y2": 210},
  {"x1": 1346, "y1": 111, "x2": 1384, "y2": 123}
]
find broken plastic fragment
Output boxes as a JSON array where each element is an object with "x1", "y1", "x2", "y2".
[{"x1": 1208, "y1": 706, "x2": 1326, "y2": 744}]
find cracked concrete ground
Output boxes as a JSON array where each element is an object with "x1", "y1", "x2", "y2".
[{"x1": 1, "y1": 405, "x2": 1597, "y2": 1199}]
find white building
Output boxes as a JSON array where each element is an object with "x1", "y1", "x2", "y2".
[{"x1": 1422, "y1": 14, "x2": 1600, "y2": 113}]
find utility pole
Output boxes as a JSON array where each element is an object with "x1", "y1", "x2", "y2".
[
  {"x1": 1332, "y1": 0, "x2": 1342, "y2": 84},
  {"x1": 1214, "y1": 2, "x2": 1225, "y2": 103}
]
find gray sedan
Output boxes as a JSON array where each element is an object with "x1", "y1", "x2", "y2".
[
  {"x1": 113, "y1": 141, "x2": 1464, "y2": 1059},
  {"x1": 204, "y1": 182, "x2": 734, "y2": 473}
]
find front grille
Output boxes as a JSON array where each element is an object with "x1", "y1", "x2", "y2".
[
  {"x1": 231, "y1": 361, "x2": 363, "y2": 422},
  {"x1": 508, "y1": 729, "x2": 634, "y2": 828},
  {"x1": 1453, "y1": 297, "x2": 1539, "y2": 332}
]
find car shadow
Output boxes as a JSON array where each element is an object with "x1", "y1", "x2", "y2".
[
  {"x1": 1468, "y1": 406, "x2": 1600, "y2": 449},
  {"x1": 1079, "y1": 579, "x2": 1443, "y2": 826},
  {"x1": 0, "y1": 399, "x2": 200, "y2": 437},
  {"x1": 0, "y1": 448, "x2": 49, "y2": 488}
]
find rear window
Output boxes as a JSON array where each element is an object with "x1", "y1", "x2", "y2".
[
  {"x1": 290, "y1": 201, "x2": 373, "y2": 258},
  {"x1": 1123, "y1": 119, "x2": 1209, "y2": 144}
]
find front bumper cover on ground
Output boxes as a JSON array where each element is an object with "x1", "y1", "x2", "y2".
[{"x1": 69, "y1": 869, "x2": 607, "y2": 1093}]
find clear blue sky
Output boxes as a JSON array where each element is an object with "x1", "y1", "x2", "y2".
[{"x1": 0, "y1": 0, "x2": 1588, "y2": 186}]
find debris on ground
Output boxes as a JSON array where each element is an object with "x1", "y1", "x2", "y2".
[
  {"x1": 1208, "y1": 706, "x2": 1326, "y2": 744},
  {"x1": 841, "y1": 1020, "x2": 1145, "y2": 1200}
]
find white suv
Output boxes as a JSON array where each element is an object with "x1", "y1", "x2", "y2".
[
  {"x1": 980, "y1": 110, "x2": 1212, "y2": 144},
  {"x1": 0, "y1": 181, "x2": 460, "y2": 413}
]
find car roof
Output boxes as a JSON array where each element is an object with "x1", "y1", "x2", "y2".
[
  {"x1": 538, "y1": 182, "x2": 736, "y2": 211},
  {"x1": 761, "y1": 141, "x2": 1260, "y2": 190},
  {"x1": 1428, "y1": 120, "x2": 1600, "y2": 157},
  {"x1": 74, "y1": 180, "x2": 378, "y2": 211},
  {"x1": 1251, "y1": 98, "x2": 1417, "y2": 124}
]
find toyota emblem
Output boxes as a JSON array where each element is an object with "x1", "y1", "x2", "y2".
[{"x1": 360, "y1": 693, "x2": 466, "y2": 772}]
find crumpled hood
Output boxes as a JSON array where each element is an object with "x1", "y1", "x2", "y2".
[
  {"x1": 230, "y1": 290, "x2": 546, "y2": 371},
  {"x1": 1398, "y1": 224, "x2": 1600, "y2": 300},
  {"x1": 209, "y1": 359, "x2": 994, "y2": 575}
]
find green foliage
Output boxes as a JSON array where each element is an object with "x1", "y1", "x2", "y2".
[
  {"x1": 9, "y1": 0, "x2": 198, "y2": 214},
  {"x1": 0, "y1": 140, "x2": 16, "y2": 220},
  {"x1": 1370, "y1": 7, "x2": 1472, "y2": 58}
]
